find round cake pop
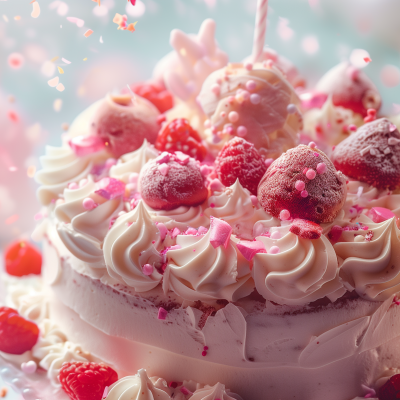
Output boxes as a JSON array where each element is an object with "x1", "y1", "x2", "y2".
[
  {"x1": 258, "y1": 144, "x2": 347, "y2": 223},
  {"x1": 90, "y1": 93, "x2": 160, "y2": 158},
  {"x1": 198, "y1": 63, "x2": 303, "y2": 159}
]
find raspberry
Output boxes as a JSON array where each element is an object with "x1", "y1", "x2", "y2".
[
  {"x1": 331, "y1": 118, "x2": 400, "y2": 190},
  {"x1": 214, "y1": 137, "x2": 267, "y2": 195},
  {"x1": 4, "y1": 241, "x2": 42, "y2": 277},
  {"x1": 289, "y1": 218, "x2": 323, "y2": 240},
  {"x1": 129, "y1": 81, "x2": 173, "y2": 114},
  {"x1": 0, "y1": 307, "x2": 39, "y2": 354},
  {"x1": 140, "y1": 153, "x2": 208, "y2": 210},
  {"x1": 258, "y1": 145, "x2": 346, "y2": 223},
  {"x1": 378, "y1": 374, "x2": 400, "y2": 400},
  {"x1": 155, "y1": 119, "x2": 207, "y2": 161},
  {"x1": 59, "y1": 362, "x2": 118, "y2": 400}
]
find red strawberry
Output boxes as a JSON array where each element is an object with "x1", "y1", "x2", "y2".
[
  {"x1": 331, "y1": 118, "x2": 400, "y2": 190},
  {"x1": 315, "y1": 62, "x2": 381, "y2": 117},
  {"x1": 4, "y1": 241, "x2": 42, "y2": 277},
  {"x1": 289, "y1": 219, "x2": 322, "y2": 240},
  {"x1": 140, "y1": 152, "x2": 208, "y2": 210},
  {"x1": 258, "y1": 145, "x2": 346, "y2": 223},
  {"x1": 129, "y1": 81, "x2": 173, "y2": 114},
  {"x1": 0, "y1": 307, "x2": 39, "y2": 354},
  {"x1": 155, "y1": 119, "x2": 207, "y2": 161},
  {"x1": 214, "y1": 137, "x2": 267, "y2": 195},
  {"x1": 90, "y1": 94, "x2": 160, "y2": 158},
  {"x1": 378, "y1": 374, "x2": 400, "y2": 400},
  {"x1": 59, "y1": 362, "x2": 118, "y2": 400}
]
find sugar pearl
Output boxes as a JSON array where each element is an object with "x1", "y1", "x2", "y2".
[
  {"x1": 265, "y1": 158, "x2": 274, "y2": 168},
  {"x1": 204, "y1": 119, "x2": 211, "y2": 128},
  {"x1": 211, "y1": 83, "x2": 221, "y2": 96},
  {"x1": 270, "y1": 231, "x2": 281, "y2": 239},
  {"x1": 301, "y1": 190, "x2": 308, "y2": 198},
  {"x1": 79, "y1": 178, "x2": 88, "y2": 187},
  {"x1": 295, "y1": 180, "x2": 305, "y2": 191},
  {"x1": 82, "y1": 198, "x2": 96, "y2": 210},
  {"x1": 306, "y1": 169, "x2": 316, "y2": 180},
  {"x1": 250, "y1": 195, "x2": 258, "y2": 206},
  {"x1": 228, "y1": 111, "x2": 239, "y2": 123},
  {"x1": 308, "y1": 141, "x2": 317, "y2": 148},
  {"x1": 269, "y1": 246, "x2": 280, "y2": 254},
  {"x1": 68, "y1": 182, "x2": 78, "y2": 190},
  {"x1": 200, "y1": 165, "x2": 212, "y2": 176},
  {"x1": 279, "y1": 209, "x2": 290, "y2": 221},
  {"x1": 246, "y1": 80, "x2": 256, "y2": 91},
  {"x1": 220, "y1": 111, "x2": 226, "y2": 118},
  {"x1": 21, "y1": 361, "x2": 37, "y2": 374},
  {"x1": 142, "y1": 264, "x2": 153, "y2": 276},
  {"x1": 287, "y1": 104, "x2": 297, "y2": 114},
  {"x1": 316, "y1": 162, "x2": 327, "y2": 174},
  {"x1": 129, "y1": 172, "x2": 139, "y2": 183},
  {"x1": 354, "y1": 235, "x2": 365, "y2": 242},
  {"x1": 250, "y1": 93, "x2": 261, "y2": 105},
  {"x1": 348, "y1": 124, "x2": 357, "y2": 132},
  {"x1": 237, "y1": 126, "x2": 248, "y2": 137},
  {"x1": 244, "y1": 62, "x2": 253, "y2": 71}
]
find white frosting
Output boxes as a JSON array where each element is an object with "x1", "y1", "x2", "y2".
[
  {"x1": 55, "y1": 176, "x2": 125, "y2": 264},
  {"x1": 104, "y1": 201, "x2": 163, "y2": 292},
  {"x1": 164, "y1": 231, "x2": 254, "y2": 302},
  {"x1": 205, "y1": 180, "x2": 270, "y2": 239},
  {"x1": 253, "y1": 233, "x2": 345, "y2": 305},
  {"x1": 110, "y1": 140, "x2": 158, "y2": 183},
  {"x1": 334, "y1": 218, "x2": 400, "y2": 301},
  {"x1": 106, "y1": 369, "x2": 171, "y2": 400},
  {"x1": 190, "y1": 383, "x2": 238, "y2": 400}
]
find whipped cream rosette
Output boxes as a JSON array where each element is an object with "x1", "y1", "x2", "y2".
[
  {"x1": 253, "y1": 232, "x2": 345, "y2": 305},
  {"x1": 190, "y1": 383, "x2": 242, "y2": 400},
  {"x1": 55, "y1": 176, "x2": 126, "y2": 265},
  {"x1": 103, "y1": 201, "x2": 163, "y2": 292},
  {"x1": 334, "y1": 217, "x2": 400, "y2": 301}
]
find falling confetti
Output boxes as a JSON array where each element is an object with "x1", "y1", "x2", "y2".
[
  {"x1": 92, "y1": 0, "x2": 101, "y2": 5},
  {"x1": 277, "y1": 18, "x2": 294, "y2": 41},
  {"x1": 5, "y1": 214, "x2": 19, "y2": 225},
  {"x1": 27, "y1": 165, "x2": 36, "y2": 177},
  {"x1": 51, "y1": 56, "x2": 59, "y2": 62},
  {"x1": 84, "y1": 29, "x2": 94, "y2": 37},
  {"x1": 58, "y1": 66, "x2": 64, "y2": 74},
  {"x1": 364, "y1": 57, "x2": 372, "y2": 63},
  {"x1": 14, "y1": 16, "x2": 21, "y2": 21},
  {"x1": 126, "y1": 0, "x2": 145, "y2": 17},
  {"x1": 62, "y1": 58, "x2": 71, "y2": 64},
  {"x1": 3, "y1": 15, "x2": 8, "y2": 22},
  {"x1": 7, "y1": 111, "x2": 19, "y2": 123},
  {"x1": 381, "y1": 65, "x2": 400, "y2": 88},
  {"x1": 48, "y1": 76, "x2": 59, "y2": 87},
  {"x1": 41, "y1": 61, "x2": 56, "y2": 77},
  {"x1": 99, "y1": 36, "x2": 104, "y2": 43},
  {"x1": 56, "y1": 83, "x2": 65, "y2": 92},
  {"x1": 53, "y1": 98, "x2": 62, "y2": 111},
  {"x1": 83, "y1": 57, "x2": 87, "y2": 61},
  {"x1": 8, "y1": 53, "x2": 24, "y2": 69},
  {"x1": 49, "y1": 1, "x2": 69, "y2": 16},
  {"x1": 131, "y1": 0, "x2": 136, "y2": 5},
  {"x1": 62, "y1": 123, "x2": 69, "y2": 131},
  {"x1": 350, "y1": 49, "x2": 370, "y2": 69},
  {"x1": 67, "y1": 16, "x2": 84, "y2": 27},
  {"x1": 301, "y1": 36, "x2": 319, "y2": 55},
  {"x1": 31, "y1": 1, "x2": 40, "y2": 18},
  {"x1": 113, "y1": 13, "x2": 137, "y2": 31}
]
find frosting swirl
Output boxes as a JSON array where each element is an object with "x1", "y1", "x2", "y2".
[
  {"x1": 104, "y1": 201, "x2": 163, "y2": 292},
  {"x1": 55, "y1": 176, "x2": 125, "y2": 264},
  {"x1": 334, "y1": 217, "x2": 400, "y2": 301},
  {"x1": 253, "y1": 233, "x2": 345, "y2": 305},
  {"x1": 105, "y1": 369, "x2": 171, "y2": 400},
  {"x1": 190, "y1": 383, "x2": 240, "y2": 400},
  {"x1": 164, "y1": 231, "x2": 254, "y2": 302}
]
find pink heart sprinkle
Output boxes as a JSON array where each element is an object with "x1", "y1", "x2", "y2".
[
  {"x1": 236, "y1": 240, "x2": 266, "y2": 261},
  {"x1": 367, "y1": 207, "x2": 397, "y2": 223},
  {"x1": 69, "y1": 135, "x2": 105, "y2": 157},
  {"x1": 95, "y1": 177, "x2": 126, "y2": 200},
  {"x1": 209, "y1": 217, "x2": 232, "y2": 249},
  {"x1": 158, "y1": 163, "x2": 170, "y2": 176},
  {"x1": 158, "y1": 307, "x2": 168, "y2": 320},
  {"x1": 174, "y1": 151, "x2": 190, "y2": 165}
]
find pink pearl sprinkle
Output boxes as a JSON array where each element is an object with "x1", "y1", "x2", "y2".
[
  {"x1": 250, "y1": 195, "x2": 258, "y2": 206},
  {"x1": 237, "y1": 126, "x2": 248, "y2": 137},
  {"x1": 129, "y1": 172, "x2": 139, "y2": 183},
  {"x1": 82, "y1": 198, "x2": 96, "y2": 210},
  {"x1": 306, "y1": 169, "x2": 316, "y2": 180},
  {"x1": 202, "y1": 351, "x2": 207, "y2": 356},
  {"x1": 204, "y1": 346, "x2": 209, "y2": 350},
  {"x1": 269, "y1": 246, "x2": 280, "y2": 254},
  {"x1": 348, "y1": 124, "x2": 357, "y2": 132},
  {"x1": 270, "y1": 231, "x2": 281, "y2": 239},
  {"x1": 246, "y1": 80, "x2": 256, "y2": 91},
  {"x1": 228, "y1": 111, "x2": 239, "y2": 123},
  {"x1": 142, "y1": 264, "x2": 153, "y2": 276},
  {"x1": 68, "y1": 182, "x2": 78, "y2": 190},
  {"x1": 301, "y1": 190, "x2": 308, "y2": 198},
  {"x1": 250, "y1": 93, "x2": 261, "y2": 105},
  {"x1": 295, "y1": 180, "x2": 305, "y2": 191},
  {"x1": 265, "y1": 158, "x2": 274, "y2": 168},
  {"x1": 308, "y1": 141, "x2": 317, "y2": 148},
  {"x1": 317, "y1": 162, "x2": 327, "y2": 174},
  {"x1": 244, "y1": 62, "x2": 253, "y2": 71},
  {"x1": 211, "y1": 83, "x2": 220, "y2": 96},
  {"x1": 279, "y1": 209, "x2": 290, "y2": 221}
]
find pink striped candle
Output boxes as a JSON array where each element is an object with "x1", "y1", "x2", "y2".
[{"x1": 252, "y1": 0, "x2": 269, "y2": 63}]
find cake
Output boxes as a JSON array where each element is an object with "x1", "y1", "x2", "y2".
[{"x1": 2, "y1": 8, "x2": 400, "y2": 400}]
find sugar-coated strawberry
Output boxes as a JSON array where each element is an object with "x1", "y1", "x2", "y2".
[
  {"x1": 129, "y1": 81, "x2": 173, "y2": 114},
  {"x1": 258, "y1": 145, "x2": 346, "y2": 223},
  {"x1": 140, "y1": 153, "x2": 208, "y2": 210},
  {"x1": 0, "y1": 307, "x2": 39, "y2": 354},
  {"x1": 90, "y1": 94, "x2": 160, "y2": 158},
  {"x1": 155, "y1": 118, "x2": 207, "y2": 161},
  {"x1": 4, "y1": 240, "x2": 42, "y2": 277},
  {"x1": 331, "y1": 118, "x2": 400, "y2": 190},
  {"x1": 289, "y1": 218, "x2": 323, "y2": 240},
  {"x1": 59, "y1": 362, "x2": 118, "y2": 400},
  {"x1": 315, "y1": 62, "x2": 381, "y2": 117},
  {"x1": 378, "y1": 374, "x2": 400, "y2": 400},
  {"x1": 214, "y1": 137, "x2": 267, "y2": 195}
]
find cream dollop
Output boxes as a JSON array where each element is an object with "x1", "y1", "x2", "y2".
[
  {"x1": 164, "y1": 231, "x2": 254, "y2": 302},
  {"x1": 190, "y1": 383, "x2": 240, "y2": 400},
  {"x1": 106, "y1": 369, "x2": 171, "y2": 400},
  {"x1": 334, "y1": 217, "x2": 400, "y2": 301},
  {"x1": 110, "y1": 139, "x2": 158, "y2": 183},
  {"x1": 35, "y1": 145, "x2": 106, "y2": 205},
  {"x1": 253, "y1": 232, "x2": 345, "y2": 305},
  {"x1": 104, "y1": 201, "x2": 163, "y2": 292},
  {"x1": 205, "y1": 180, "x2": 271, "y2": 239},
  {"x1": 55, "y1": 176, "x2": 125, "y2": 264}
]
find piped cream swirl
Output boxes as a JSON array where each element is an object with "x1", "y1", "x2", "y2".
[{"x1": 190, "y1": 383, "x2": 240, "y2": 400}]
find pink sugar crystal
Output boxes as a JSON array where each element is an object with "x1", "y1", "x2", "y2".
[
  {"x1": 198, "y1": 226, "x2": 208, "y2": 235},
  {"x1": 156, "y1": 151, "x2": 170, "y2": 164},
  {"x1": 95, "y1": 177, "x2": 126, "y2": 200},
  {"x1": 174, "y1": 151, "x2": 190, "y2": 165},
  {"x1": 158, "y1": 307, "x2": 168, "y2": 320},
  {"x1": 236, "y1": 240, "x2": 266, "y2": 261},
  {"x1": 158, "y1": 163, "x2": 170, "y2": 176},
  {"x1": 209, "y1": 217, "x2": 232, "y2": 249},
  {"x1": 171, "y1": 227, "x2": 181, "y2": 239},
  {"x1": 68, "y1": 135, "x2": 105, "y2": 157},
  {"x1": 186, "y1": 227, "x2": 198, "y2": 235},
  {"x1": 367, "y1": 207, "x2": 397, "y2": 223},
  {"x1": 209, "y1": 178, "x2": 225, "y2": 192},
  {"x1": 180, "y1": 386, "x2": 193, "y2": 396},
  {"x1": 157, "y1": 223, "x2": 168, "y2": 241}
]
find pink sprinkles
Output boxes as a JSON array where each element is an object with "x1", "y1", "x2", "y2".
[{"x1": 158, "y1": 307, "x2": 168, "y2": 320}]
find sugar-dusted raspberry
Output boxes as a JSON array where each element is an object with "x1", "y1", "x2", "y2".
[
  {"x1": 4, "y1": 240, "x2": 42, "y2": 277},
  {"x1": 59, "y1": 362, "x2": 118, "y2": 400},
  {"x1": 258, "y1": 145, "x2": 346, "y2": 223},
  {"x1": 378, "y1": 374, "x2": 400, "y2": 400},
  {"x1": 140, "y1": 153, "x2": 208, "y2": 210},
  {"x1": 315, "y1": 62, "x2": 381, "y2": 117},
  {"x1": 129, "y1": 81, "x2": 173, "y2": 113},
  {"x1": 214, "y1": 137, "x2": 267, "y2": 195},
  {"x1": 155, "y1": 119, "x2": 207, "y2": 161},
  {"x1": 289, "y1": 219, "x2": 323, "y2": 240},
  {"x1": 90, "y1": 93, "x2": 159, "y2": 158},
  {"x1": 331, "y1": 118, "x2": 400, "y2": 190},
  {"x1": 0, "y1": 307, "x2": 39, "y2": 354}
]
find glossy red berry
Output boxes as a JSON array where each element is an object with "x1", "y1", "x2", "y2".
[
  {"x1": 59, "y1": 362, "x2": 118, "y2": 400},
  {"x1": 214, "y1": 137, "x2": 267, "y2": 195},
  {"x1": 0, "y1": 307, "x2": 39, "y2": 354},
  {"x1": 378, "y1": 374, "x2": 400, "y2": 400},
  {"x1": 4, "y1": 241, "x2": 42, "y2": 277},
  {"x1": 155, "y1": 118, "x2": 207, "y2": 161},
  {"x1": 130, "y1": 81, "x2": 173, "y2": 114}
]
